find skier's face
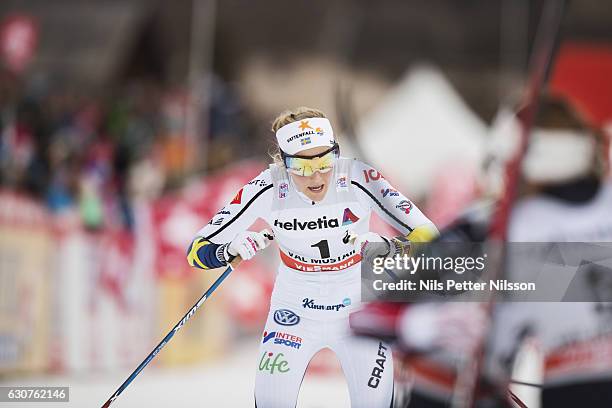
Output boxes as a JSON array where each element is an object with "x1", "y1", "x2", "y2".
[{"x1": 289, "y1": 146, "x2": 334, "y2": 202}]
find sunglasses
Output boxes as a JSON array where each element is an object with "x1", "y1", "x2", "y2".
[{"x1": 281, "y1": 143, "x2": 340, "y2": 177}]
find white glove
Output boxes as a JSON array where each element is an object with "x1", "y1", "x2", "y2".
[
  {"x1": 397, "y1": 303, "x2": 488, "y2": 354},
  {"x1": 353, "y1": 232, "x2": 390, "y2": 262},
  {"x1": 226, "y1": 230, "x2": 271, "y2": 261}
]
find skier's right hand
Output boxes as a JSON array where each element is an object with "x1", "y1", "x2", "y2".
[{"x1": 226, "y1": 230, "x2": 269, "y2": 261}]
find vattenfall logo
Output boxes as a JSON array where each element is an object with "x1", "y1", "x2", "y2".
[
  {"x1": 286, "y1": 131, "x2": 315, "y2": 143},
  {"x1": 274, "y1": 216, "x2": 339, "y2": 231}
]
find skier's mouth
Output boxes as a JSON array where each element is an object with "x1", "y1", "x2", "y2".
[{"x1": 308, "y1": 184, "x2": 325, "y2": 193}]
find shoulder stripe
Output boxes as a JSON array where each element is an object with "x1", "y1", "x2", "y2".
[
  {"x1": 351, "y1": 181, "x2": 414, "y2": 232},
  {"x1": 205, "y1": 184, "x2": 273, "y2": 241}
]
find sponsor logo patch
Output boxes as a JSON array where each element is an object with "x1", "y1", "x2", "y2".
[
  {"x1": 342, "y1": 208, "x2": 360, "y2": 226},
  {"x1": 285, "y1": 121, "x2": 316, "y2": 144},
  {"x1": 262, "y1": 331, "x2": 302, "y2": 349},
  {"x1": 280, "y1": 251, "x2": 360, "y2": 272},
  {"x1": 336, "y1": 176, "x2": 348, "y2": 190},
  {"x1": 343, "y1": 230, "x2": 351, "y2": 244},
  {"x1": 279, "y1": 182, "x2": 289, "y2": 199},
  {"x1": 368, "y1": 342, "x2": 388, "y2": 388},
  {"x1": 259, "y1": 352, "x2": 290, "y2": 374},
  {"x1": 286, "y1": 132, "x2": 314, "y2": 143},
  {"x1": 248, "y1": 179, "x2": 267, "y2": 187},
  {"x1": 230, "y1": 189, "x2": 243, "y2": 205},
  {"x1": 396, "y1": 199, "x2": 413, "y2": 214},
  {"x1": 381, "y1": 188, "x2": 399, "y2": 197},
  {"x1": 299, "y1": 120, "x2": 313, "y2": 130},
  {"x1": 273, "y1": 309, "x2": 300, "y2": 326},
  {"x1": 363, "y1": 168, "x2": 384, "y2": 183},
  {"x1": 302, "y1": 297, "x2": 351, "y2": 312},
  {"x1": 274, "y1": 216, "x2": 339, "y2": 231},
  {"x1": 287, "y1": 249, "x2": 356, "y2": 264}
]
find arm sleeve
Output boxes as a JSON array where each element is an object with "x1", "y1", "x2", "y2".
[
  {"x1": 187, "y1": 170, "x2": 273, "y2": 269},
  {"x1": 351, "y1": 160, "x2": 439, "y2": 242}
]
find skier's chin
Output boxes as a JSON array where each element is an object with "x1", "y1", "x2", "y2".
[{"x1": 305, "y1": 183, "x2": 328, "y2": 201}]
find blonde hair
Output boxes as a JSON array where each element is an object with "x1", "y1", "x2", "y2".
[
  {"x1": 269, "y1": 107, "x2": 327, "y2": 164},
  {"x1": 271, "y1": 106, "x2": 327, "y2": 133}
]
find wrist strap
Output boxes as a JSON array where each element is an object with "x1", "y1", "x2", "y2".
[
  {"x1": 380, "y1": 236, "x2": 392, "y2": 257},
  {"x1": 217, "y1": 243, "x2": 231, "y2": 263},
  {"x1": 390, "y1": 236, "x2": 411, "y2": 257}
]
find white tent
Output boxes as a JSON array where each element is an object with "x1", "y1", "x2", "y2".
[{"x1": 353, "y1": 66, "x2": 487, "y2": 198}]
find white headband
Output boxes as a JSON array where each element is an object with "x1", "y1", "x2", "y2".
[{"x1": 275, "y1": 117, "x2": 335, "y2": 155}]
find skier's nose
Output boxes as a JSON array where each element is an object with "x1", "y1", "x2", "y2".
[{"x1": 310, "y1": 171, "x2": 324, "y2": 183}]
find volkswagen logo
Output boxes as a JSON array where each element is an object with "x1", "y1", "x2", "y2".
[{"x1": 273, "y1": 309, "x2": 300, "y2": 326}]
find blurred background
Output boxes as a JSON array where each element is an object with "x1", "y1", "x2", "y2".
[{"x1": 0, "y1": 0, "x2": 611, "y2": 406}]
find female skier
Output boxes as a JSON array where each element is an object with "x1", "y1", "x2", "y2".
[{"x1": 187, "y1": 107, "x2": 438, "y2": 407}]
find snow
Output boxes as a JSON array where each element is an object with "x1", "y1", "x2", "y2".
[{"x1": 0, "y1": 340, "x2": 350, "y2": 407}]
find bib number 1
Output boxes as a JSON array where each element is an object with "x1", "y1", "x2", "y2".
[{"x1": 311, "y1": 240, "x2": 330, "y2": 259}]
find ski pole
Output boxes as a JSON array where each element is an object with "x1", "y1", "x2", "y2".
[{"x1": 101, "y1": 230, "x2": 274, "y2": 407}]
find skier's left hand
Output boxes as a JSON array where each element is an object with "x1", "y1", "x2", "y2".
[{"x1": 353, "y1": 232, "x2": 390, "y2": 263}]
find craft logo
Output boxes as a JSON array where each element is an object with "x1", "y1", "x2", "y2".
[
  {"x1": 274, "y1": 216, "x2": 339, "y2": 231},
  {"x1": 259, "y1": 352, "x2": 290, "y2": 374},
  {"x1": 300, "y1": 137, "x2": 312, "y2": 146},
  {"x1": 230, "y1": 188, "x2": 243, "y2": 204},
  {"x1": 279, "y1": 182, "x2": 289, "y2": 199},
  {"x1": 262, "y1": 331, "x2": 302, "y2": 349},
  {"x1": 302, "y1": 297, "x2": 351, "y2": 312},
  {"x1": 363, "y1": 168, "x2": 383, "y2": 183},
  {"x1": 273, "y1": 309, "x2": 300, "y2": 326},
  {"x1": 396, "y1": 199, "x2": 412, "y2": 214},
  {"x1": 381, "y1": 188, "x2": 399, "y2": 197},
  {"x1": 342, "y1": 208, "x2": 360, "y2": 226},
  {"x1": 368, "y1": 342, "x2": 388, "y2": 389},
  {"x1": 336, "y1": 176, "x2": 348, "y2": 189}
]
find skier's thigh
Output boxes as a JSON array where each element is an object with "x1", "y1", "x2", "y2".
[
  {"x1": 254, "y1": 318, "x2": 317, "y2": 407},
  {"x1": 333, "y1": 335, "x2": 394, "y2": 408}
]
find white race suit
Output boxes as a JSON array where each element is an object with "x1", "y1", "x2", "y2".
[{"x1": 187, "y1": 158, "x2": 438, "y2": 407}]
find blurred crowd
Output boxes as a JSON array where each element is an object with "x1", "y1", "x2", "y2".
[{"x1": 0, "y1": 69, "x2": 253, "y2": 231}]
